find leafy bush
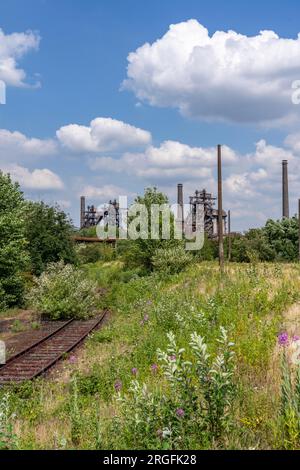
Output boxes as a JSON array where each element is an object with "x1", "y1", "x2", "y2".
[
  {"x1": 152, "y1": 245, "x2": 193, "y2": 275},
  {"x1": 231, "y1": 218, "x2": 300, "y2": 263},
  {"x1": 27, "y1": 261, "x2": 99, "y2": 320},
  {"x1": 24, "y1": 201, "x2": 77, "y2": 275},
  {"x1": 0, "y1": 173, "x2": 29, "y2": 310},
  {"x1": 77, "y1": 243, "x2": 116, "y2": 265}
]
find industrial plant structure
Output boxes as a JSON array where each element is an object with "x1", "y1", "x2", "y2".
[
  {"x1": 80, "y1": 196, "x2": 120, "y2": 230},
  {"x1": 79, "y1": 157, "x2": 292, "y2": 237},
  {"x1": 176, "y1": 184, "x2": 227, "y2": 239}
]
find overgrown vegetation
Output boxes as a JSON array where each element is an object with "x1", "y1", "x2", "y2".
[
  {"x1": 123, "y1": 187, "x2": 182, "y2": 271},
  {"x1": 2, "y1": 261, "x2": 300, "y2": 450},
  {"x1": 24, "y1": 201, "x2": 77, "y2": 275},
  {"x1": 26, "y1": 261, "x2": 100, "y2": 320},
  {"x1": 231, "y1": 217, "x2": 300, "y2": 263},
  {"x1": 0, "y1": 173, "x2": 28, "y2": 310},
  {"x1": 3, "y1": 180, "x2": 300, "y2": 449}
]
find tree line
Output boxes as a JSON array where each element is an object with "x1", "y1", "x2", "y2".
[{"x1": 1, "y1": 172, "x2": 300, "y2": 311}]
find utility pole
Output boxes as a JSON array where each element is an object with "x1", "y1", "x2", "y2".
[
  {"x1": 228, "y1": 209, "x2": 232, "y2": 262},
  {"x1": 218, "y1": 144, "x2": 224, "y2": 273}
]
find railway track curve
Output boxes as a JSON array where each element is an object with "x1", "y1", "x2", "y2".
[{"x1": 0, "y1": 312, "x2": 108, "y2": 384}]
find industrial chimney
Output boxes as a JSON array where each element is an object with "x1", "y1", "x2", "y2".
[
  {"x1": 177, "y1": 184, "x2": 184, "y2": 233},
  {"x1": 80, "y1": 196, "x2": 86, "y2": 229},
  {"x1": 282, "y1": 160, "x2": 289, "y2": 219}
]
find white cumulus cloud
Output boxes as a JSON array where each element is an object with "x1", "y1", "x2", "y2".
[
  {"x1": 89, "y1": 140, "x2": 237, "y2": 182},
  {"x1": 57, "y1": 117, "x2": 152, "y2": 153},
  {"x1": 80, "y1": 184, "x2": 131, "y2": 202},
  {"x1": 123, "y1": 19, "x2": 300, "y2": 125},
  {"x1": 5, "y1": 164, "x2": 64, "y2": 190},
  {"x1": 0, "y1": 129, "x2": 57, "y2": 161},
  {"x1": 0, "y1": 28, "x2": 40, "y2": 87}
]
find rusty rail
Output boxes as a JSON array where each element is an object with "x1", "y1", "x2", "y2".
[{"x1": 0, "y1": 312, "x2": 107, "y2": 384}]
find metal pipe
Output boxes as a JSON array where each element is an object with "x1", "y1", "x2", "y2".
[
  {"x1": 282, "y1": 160, "x2": 289, "y2": 219},
  {"x1": 218, "y1": 145, "x2": 224, "y2": 273}
]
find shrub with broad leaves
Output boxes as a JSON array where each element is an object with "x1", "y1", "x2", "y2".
[
  {"x1": 152, "y1": 246, "x2": 193, "y2": 275},
  {"x1": 27, "y1": 261, "x2": 99, "y2": 320}
]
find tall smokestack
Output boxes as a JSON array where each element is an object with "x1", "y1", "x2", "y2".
[
  {"x1": 282, "y1": 160, "x2": 289, "y2": 219},
  {"x1": 80, "y1": 196, "x2": 86, "y2": 229},
  {"x1": 177, "y1": 184, "x2": 184, "y2": 233}
]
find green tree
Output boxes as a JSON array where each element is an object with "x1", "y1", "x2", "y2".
[
  {"x1": 24, "y1": 201, "x2": 77, "y2": 275},
  {"x1": 124, "y1": 187, "x2": 181, "y2": 270},
  {"x1": 231, "y1": 228, "x2": 276, "y2": 262},
  {"x1": 0, "y1": 173, "x2": 28, "y2": 309},
  {"x1": 264, "y1": 217, "x2": 298, "y2": 261}
]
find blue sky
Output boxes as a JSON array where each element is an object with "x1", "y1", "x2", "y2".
[{"x1": 1, "y1": 0, "x2": 300, "y2": 230}]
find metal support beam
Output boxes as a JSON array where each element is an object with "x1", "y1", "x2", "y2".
[{"x1": 218, "y1": 145, "x2": 224, "y2": 273}]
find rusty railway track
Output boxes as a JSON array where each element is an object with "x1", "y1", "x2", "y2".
[{"x1": 0, "y1": 312, "x2": 107, "y2": 384}]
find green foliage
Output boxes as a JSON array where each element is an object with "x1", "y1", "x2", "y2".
[
  {"x1": 5, "y1": 262, "x2": 300, "y2": 450},
  {"x1": 26, "y1": 261, "x2": 99, "y2": 320},
  {"x1": 24, "y1": 201, "x2": 77, "y2": 275},
  {"x1": 0, "y1": 172, "x2": 28, "y2": 310},
  {"x1": 124, "y1": 187, "x2": 181, "y2": 271},
  {"x1": 152, "y1": 245, "x2": 193, "y2": 275},
  {"x1": 195, "y1": 235, "x2": 218, "y2": 261},
  {"x1": 231, "y1": 217, "x2": 300, "y2": 263},
  {"x1": 114, "y1": 327, "x2": 235, "y2": 449},
  {"x1": 77, "y1": 243, "x2": 115, "y2": 265},
  {"x1": 278, "y1": 350, "x2": 300, "y2": 449},
  {"x1": 0, "y1": 394, "x2": 17, "y2": 450},
  {"x1": 264, "y1": 218, "x2": 299, "y2": 261}
]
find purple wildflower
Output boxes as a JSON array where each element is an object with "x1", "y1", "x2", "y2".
[
  {"x1": 278, "y1": 332, "x2": 289, "y2": 347},
  {"x1": 293, "y1": 335, "x2": 300, "y2": 342},
  {"x1": 140, "y1": 314, "x2": 150, "y2": 326},
  {"x1": 114, "y1": 380, "x2": 122, "y2": 393},
  {"x1": 176, "y1": 408, "x2": 185, "y2": 418},
  {"x1": 131, "y1": 367, "x2": 138, "y2": 376},
  {"x1": 151, "y1": 364, "x2": 158, "y2": 373},
  {"x1": 69, "y1": 355, "x2": 77, "y2": 364},
  {"x1": 169, "y1": 355, "x2": 177, "y2": 362}
]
